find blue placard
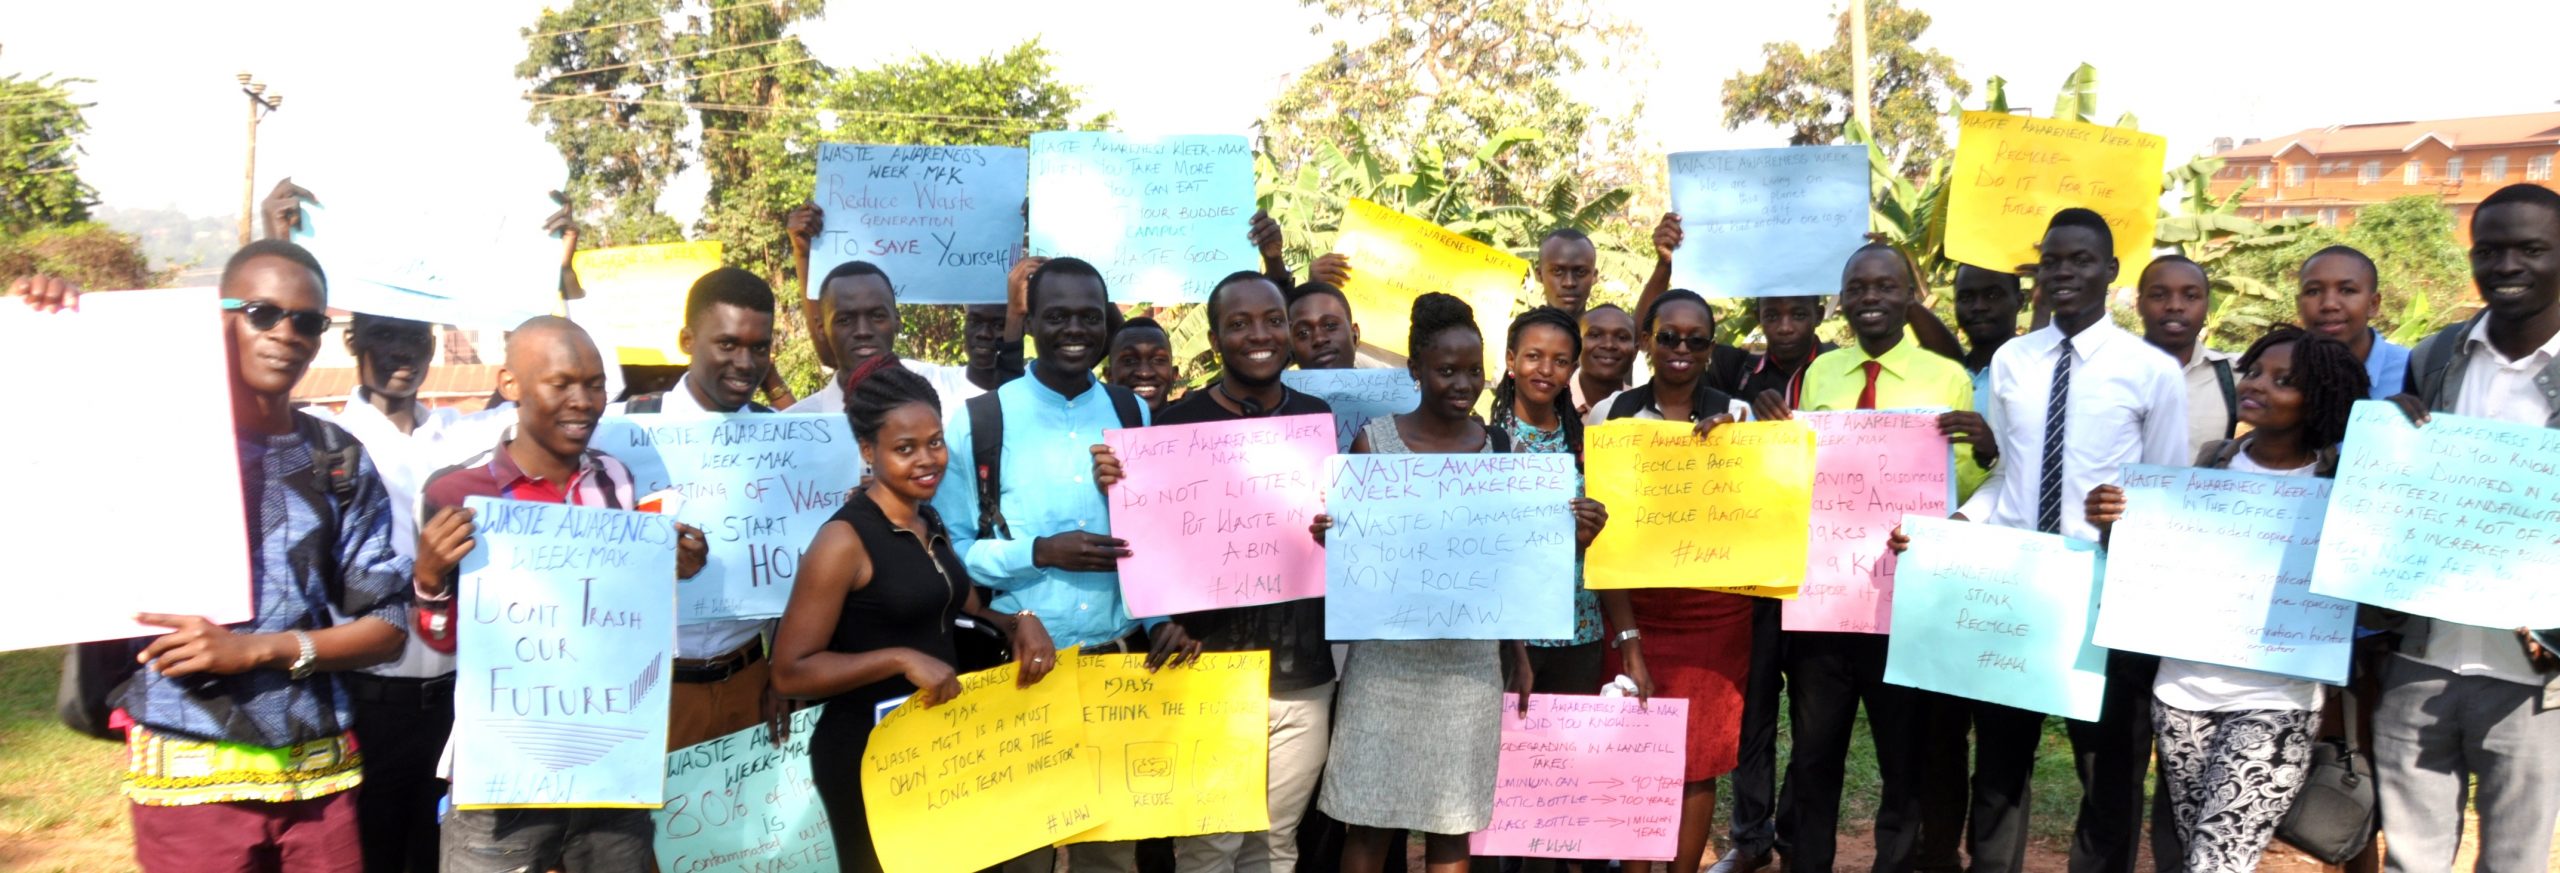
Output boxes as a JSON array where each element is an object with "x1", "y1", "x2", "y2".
[
  {"x1": 2310, "y1": 401, "x2": 2560, "y2": 629},
  {"x1": 812, "y1": 144, "x2": 1028, "y2": 303},
  {"x1": 1323, "y1": 453, "x2": 1578, "y2": 640},
  {"x1": 1026, "y1": 132, "x2": 1258, "y2": 303},
  {"x1": 655, "y1": 705, "x2": 839, "y2": 873},
  {"x1": 2094, "y1": 464, "x2": 2351, "y2": 683},
  {"x1": 595, "y1": 413, "x2": 860, "y2": 623},
  {"x1": 452, "y1": 496, "x2": 678, "y2": 808},
  {"x1": 1883, "y1": 514, "x2": 2109, "y2": 720},
  {"x1": 1665, "y1": 146, "x2": 1870, "y2": 299},
  {"x1": 1280, "y1": 369, "x2": 1422, "y2": 452}
]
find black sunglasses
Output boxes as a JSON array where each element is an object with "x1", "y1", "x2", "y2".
[
  {"x1": 1653, "y1": 331, "x2": 1714, "y2": 352},
  {"x1": 221, "y1": 298, "x2": 331, "y2": 338}
]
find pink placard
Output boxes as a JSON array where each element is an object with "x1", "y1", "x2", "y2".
[
  {"x1": 1469, "y1": 694, "x2": 1689, "y2": 861},
  {"x1": 1, "y1": 289, "x2": 254, "y2": 651},
  {"x1": 1105, "y1": 414, "x2": 1333, "y2": 617},
  {"x1": 1783, "y1": 412, "x2": 1954, "y2": 633}
]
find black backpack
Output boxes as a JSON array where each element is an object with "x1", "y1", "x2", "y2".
[
  {"x1": 961, "y1": 384, "x2": 1146, "y2": 540},
  {"x1": 57, "y1": 415, "x2": 371, "y2": 741}
]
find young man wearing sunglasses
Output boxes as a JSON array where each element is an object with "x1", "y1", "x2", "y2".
[{"x1": 15, "y1": 241, "x2": 415, "y2": 873}]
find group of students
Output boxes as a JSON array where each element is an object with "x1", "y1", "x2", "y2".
[{"x1": 15, "y1": 179, "x2": 2558, "y2": 873}]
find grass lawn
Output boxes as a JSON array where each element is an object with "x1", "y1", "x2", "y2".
[
  {"x1": 1714, "y1": 700, "x2": 2092, "y2": 850},
  {"x1": 0, "y1": 647, "x2": 134, "y2": 873}
]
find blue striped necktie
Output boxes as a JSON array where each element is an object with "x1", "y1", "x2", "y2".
[{"x1": 2037, "y1": 337, "x2": 2073, "y2": 534}]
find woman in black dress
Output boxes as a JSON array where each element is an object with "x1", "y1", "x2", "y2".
[{"x1": 771, "y1": 357, "x2": 1058, "y2": 873}]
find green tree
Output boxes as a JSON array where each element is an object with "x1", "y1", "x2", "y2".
[
  {"x1": 685, "y1": 0, "x2": 826, "y2": 292},
  {"x1": 517, "y1": 0, "x2": 690, "y2": 246},
  {"x1": 0, "y1": 223, "x2": 165, "y2": 290},
  {"x1": 1, "y1": 73, "x2": 97, "y2": 234},
  {"x1": 2217, "y1": 195, "x2": 2470, "y2": 348},
  {"x1": 1722, "y1": 0, "x2": 1972, "y2": 179},
  {"x1": 740, "y1": 40, "x2": 1108, "y2": 394},
  {"x1": 1262, "y1": 0, "x2": 1654, "y2": 294}
]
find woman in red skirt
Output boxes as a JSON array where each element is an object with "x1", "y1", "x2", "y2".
[{"x1": 1584, "y1": 290, "x2": 1756, "y2": 873}]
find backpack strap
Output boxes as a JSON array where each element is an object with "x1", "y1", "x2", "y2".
[
  {"x1": 2210, "y1": 356, "x2": 2239, "y2": 440},
  {"x1": 287, "y1": 415, "x2": 369, "y2": 621},
  {"x1": 1485, "y1": 423, "x2": 1513, "y2": 454},
  {"x1": 292, "y1": 414, "x2": 366, "y2": 502},
  {"x1": 1103, "y1": 383, "x2": 1145, "y2": 429},
  {"x1": 965, "y1": 392, "x2": 1010, "y2": 541},
  {"x1": 2409, "y1": 316, "x2": 2474, "y2": 411},
  {"x1": 625, "y1": 393, "x2": 665, "y2": 414}
]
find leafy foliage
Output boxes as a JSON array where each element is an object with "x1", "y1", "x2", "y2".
[
  {"x1": 1, "y1": 73, "x2": 98, "y2": 234},
  {"x1": 516, "y1": 0, "x2": 691, "y2": 246},
  {"x1": 1721, "y1": 0, "x2": 1972, "y2": 179},
  {"x1": 0, "y1": 222, "x2": 165, "y2": 291},
  {"x1": 1261, "y1": 0, "x2": 1656, "y2": 302},
  {"x1": 2214, "y1": 195, "x2": 2471, "y2": 348}
]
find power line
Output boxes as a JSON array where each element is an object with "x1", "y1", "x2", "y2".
[
  {"x1": 519, "y1": 0, "x2": 781, "y2": 42},
  {"x1": 526, "y1": 56, "x2": 823, "y2": 101},
  {"x1": 528, "y1": 36, "x2": 798, "y2": 83}
]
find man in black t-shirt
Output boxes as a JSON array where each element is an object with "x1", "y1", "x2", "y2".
[{"x1": 1099, "y1": 271, "x2": 1337, "y2": 872}]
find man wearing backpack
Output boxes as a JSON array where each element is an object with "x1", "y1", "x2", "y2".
[
  {"x1": 2376, "y1": 182, "x2": 2560, "y2": 873},
  {"x1": 931, "y1": 256, "x2": 1197, "y2": 873},
  {"x1": 17, "y1": 242, "x2": 414, "y2": 873}
]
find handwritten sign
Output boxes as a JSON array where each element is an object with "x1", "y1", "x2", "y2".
[
  {"x1": 2095, "y1": 464, "x2": 2351, "y2": 683},
  {"x1": 290, "y1": 185, "x2": 565, "y2": 331},
  {"x1": 597, "y1": 414, "x2": 858, "y2": 622},
  {"x1": 567, "y1": 241, "x2": 726, "y2": 366},
  {"x1": 1323, "y1": 454, "x2": 1578, "y2": 640},
  {"x1": 451, "y1": 496, "x2": 678, "y2": 808},
  {"x1": 1469, "y1": 694, "x2": 1688, "y2": 861},
  {"x1": 1026, "y1": 132, "x2": 1255, "y2": 303},
  {"x1": 1280, "y1": 368, "x2": 1421, "y2": 452},
  {"x1": 1884, "y1": 515, "x2": 2107, "y2": 720},
  {"x1": 655, "y1": 705, "x2": 836, "y2": 873},
  {"x1": 1665, "y1": 146, "x2": 1869, "y2": 298},
  {"x1": 2310, "y1": 401, "x2": 2560, "y2": 630},
  {"x1": 1058, "y1": 652, "x2": 1272, "y2": 844},
  {"x1": 1784, "y1": 412, "x2": 1954, "y2": 633},
  {"x1": 1583, "y1": 419, "x2": 1817, "y2": 591},
  {"x1": 813, "y1": 144, "x2": 1027, "y2": 303},
  {"x1": 1945, "y1": 111, "x2": 2166, "y2": 273},
  {"x1": 1330, "y1": 198, "x2": 1523, "y2": 376},
  {"x1": 864, "y1": 658, "x2": 1099, "y2": 873},
  {"x1": 0, "y1": 289, "x2": 253, "y2": 651},
  {"x1": 1105, "y1": 415, "x2": 1332, "y2": 618}
]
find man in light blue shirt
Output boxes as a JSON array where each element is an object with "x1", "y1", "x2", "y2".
[{"x1": 933, "y1": 257, "x2": 1180, "y2": 655}]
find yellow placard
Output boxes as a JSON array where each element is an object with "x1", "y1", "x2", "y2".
[
  {"x1": 1583, "y1": 418, "x2": 1817, "y2": 591},
  {"x1": 1058, "y1": 652, "x2": 1272, "y2": 844},
  {"x1": 569, "y1": 240, "x2": 726, "y2": 366},
  {"x1": 863, "y1": 656, "x2": 1101, "y2": 873},
  {"x1": 1944, "y1": 111, "x2": 2165, "y2": 275},
  {"x1": 1330, "y1": 199, "x2": 1525, "y2": 377}
]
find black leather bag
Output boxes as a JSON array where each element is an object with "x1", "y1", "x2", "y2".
[{"x1": 2274, "y1": 686, "x2": 2379, "y2": 864}]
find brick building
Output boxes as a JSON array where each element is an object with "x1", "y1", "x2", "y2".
[{"x1": 2204, "y1": 111, "x2": 2560, "y2": 244}]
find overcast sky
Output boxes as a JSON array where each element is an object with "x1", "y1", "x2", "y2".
[{"x1": 13, "y1": 0, "x2": 2558, "y2": 229}]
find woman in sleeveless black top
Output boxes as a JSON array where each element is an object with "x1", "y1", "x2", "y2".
[{"x1": 771, "y1": 359, "x2": 1056, "y2": 873}]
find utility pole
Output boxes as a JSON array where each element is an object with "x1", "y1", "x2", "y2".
[
  {"x1": 237, "y1": 72, "x2": 284, "y2": 245},
  {"x1": 1850, "y1": 0, "x2": 1873, "y2": 140}
]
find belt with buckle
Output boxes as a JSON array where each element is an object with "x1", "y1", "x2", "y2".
[{"x1": 673, "y1": 642, "x2": 767, "y2": 684}]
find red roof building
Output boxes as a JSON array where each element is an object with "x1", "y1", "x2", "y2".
[{"x1": 2204, "y1": 111, "x2": 2560, "y2": 244}]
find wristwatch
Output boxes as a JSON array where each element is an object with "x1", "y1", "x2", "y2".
[
  {"x1": 1611, "y1": 628, "x2": 1642, "y2": 648},
  {"x1": 288, "y1": 630, "x2": 318, "y2": 681}
]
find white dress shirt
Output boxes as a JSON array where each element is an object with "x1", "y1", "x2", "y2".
[
  {"x1": 303, "y1": 392, "x2": 512, "y2": 678},
  {"x1": 789, "y1": 358, "x2": 985, "y2": 415},
  {"x1": 2407, "y1": 317, "x2": 2560, "y2": 687},
  {"x1": 607, "y1": 375, "x2": 769, "y2": 660},
  {"x1": 1957, "y1": 318, "x2": 2191, "y2": 542},
  {"x1": 2178, "y1": 345, "x2": 2239, "y2": 457}
]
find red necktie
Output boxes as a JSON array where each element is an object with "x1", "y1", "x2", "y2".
[{"x1": 1857, "y1": 360, "x2": 1882, "y2": 410}]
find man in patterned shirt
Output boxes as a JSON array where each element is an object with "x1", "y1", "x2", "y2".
[{"x1": 17, "y1": 242, "x2": 415, "y2": 873}]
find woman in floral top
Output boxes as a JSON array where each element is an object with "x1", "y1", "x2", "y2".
[{"x1": 1487, "y1": 306, "x2": 1644, "y2": 697}]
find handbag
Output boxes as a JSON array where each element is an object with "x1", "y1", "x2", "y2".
[{"x1": 2274, "y1": 685, "x2": 2379, "y2": 864}]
